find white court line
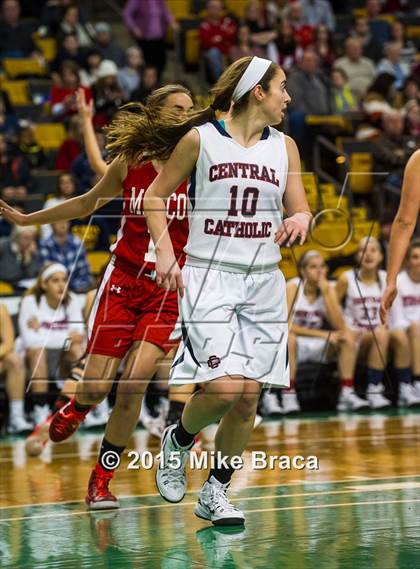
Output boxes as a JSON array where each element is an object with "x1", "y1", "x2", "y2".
[
  {"x1": 0, "y1": 483, "x2": 420, "y2": 523},
  {"x1": 0, "y1": 493, "x2": 418, "y2": 524},
  {"x1": 1, "y1": 473, "x2": 419, "y2": 512}
]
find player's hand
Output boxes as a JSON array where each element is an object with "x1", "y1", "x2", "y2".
[
  {"x1": 156, "y1": 253, "x2": 185, "y2": 297},
  {"x1": 274, "y1": 212, "x2": 311, "y2": 247},
  {"x1": 27, "y1": 317, "x2": 40, "y2": 331},
  {"x1": 76, "y1": 88, "x2": 94, "y2": 121},
  {"x1": 380, "y1": 283, "x2": 397, "y2": 324},
  {"x1": 0, "y1": 200, "x2": 29, "y2": 225}
]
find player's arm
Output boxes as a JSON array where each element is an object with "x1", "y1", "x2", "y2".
[
  {"x1": 335, "y1": 273, "x2": 349, "y2": 304},
  {"x1": 76, "y1": 88, "x2": 107, "y2": 177},
  {"x1": 319, "y1": 278, "x2": 345, "y2": 330},
  {"x1": 143, "y1": 130, "x2": 200, "y2": 293},
  {"x1": 0, "y1": 303, "x2": 15, "y2": 359},
  {"x1": 381, "y1": 150, "x2": 420, "y2": 321},
  {"x1": 0, "y1": 158, "x2": 126, "y2": 226},
  {"x1": 275, "y1": 136, "x2": 312, "y2": 246}
]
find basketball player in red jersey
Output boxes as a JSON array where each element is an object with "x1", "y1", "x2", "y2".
[{"x1": 0, "y1": 85, "x2": 194, "y2": 509}]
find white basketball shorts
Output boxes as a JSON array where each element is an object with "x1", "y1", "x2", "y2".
[
  {"x1": 169, "y1": 265, "x2": 290, "y2": 387},
  {"x1": 296, "y1": 336, "x2": 329, "y2": 364}
]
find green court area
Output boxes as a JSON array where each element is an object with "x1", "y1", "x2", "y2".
[{"x1": 1, "y1": 474, "x2": 419, "y2": 569}]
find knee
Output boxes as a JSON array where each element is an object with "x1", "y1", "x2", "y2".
[
  {"x1": 3, "y1": 351, "x2": 24, "y2": 371},
  {"x1": 211, "y1": 390, "x2": 242, "y2": 414},
  {"x1": 340, "y1": 330, "x2": 356, "y2": 349},
  {"x1": 234, "y1": 392, "x2": 260, "y2": 422},
  {"x1": 408, "y1": 323, "x2": 420, "y2": 338},
  {"x1": 374, "y1": 328, "x2": 390, "y2": 347},
  {"x1": 391, "y1": 330, "x2": 409, "y2": 349},
  {"x1": 83, "y1": 381, "x2": 110, "y2": 403}
]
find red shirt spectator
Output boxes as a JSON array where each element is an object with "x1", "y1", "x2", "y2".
[
  {"x1": 55, "y1": 116, "x2": 82, "y2": 171},
  {"x1": 199, "y1": 0, "x2": 237, "y2": 55},
  {"x1": 50, "y1": 61, "x2": 93, "y2": 119}
]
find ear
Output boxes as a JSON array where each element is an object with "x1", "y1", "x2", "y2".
[{"x1": 253, "y1": 84, "x2": 265, "y2": 102}]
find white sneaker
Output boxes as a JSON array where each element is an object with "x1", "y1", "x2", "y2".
[
  {"x1": 195, "y1": 476, "x2": 245, "y2": 526},
  {"x1": 281, "y1": 390, "x2": 300, "y2": 414},
  {"x1": 366, "y1": 384, "x2": 391, "y2": 410},
  {"x1": 83, "y1": 400, "x2": 109, "y2": 429},
  {"x1": 399, "y1": 383, "x2": 420, "y2": 407},
  {"x1": 413, "y1": 381, "x2": 420, "y2": 398},
  {"x1": 33, "y1": 404, "x2": 50, "y2": 425},
  {"x1": 140, "y1": 397, "x2": 167, "y2": 438},
  {"x1": 260, "y1": 391, "x2": 282, "y2": 416},
  {"x1": 8, "y1": 415, "x2": 33, "y2": 435},
  {"x1": 155, "y1": 424, "x2": 190, "y2": 503},
  {"x1": 337, "y1": 387, "x2": 369, "y2": 412}
]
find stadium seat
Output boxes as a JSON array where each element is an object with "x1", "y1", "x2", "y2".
[
  {"x1": 2, "y1": 58, "x2": 47, "y2": 79},
  {"x1": 32, "y1": 170, "x2": 60, "y2": 195},
  {"x1": 87, "y1": 252, "x2": 111, "y2": 276},
  {"x1": 33, "y1": 36, "x2": 57, "y2": 62},
  {"x1": 0, "y1": 80, "x2": 30, "y2": 105},
  {"x1": 0, "y1": 281, "x2": 14, "y2": 295},
  {"x1": 184, "y1": 29, "x2": 200, "y2": 66},
  {"x1": 166, "y1": 0, "x2": 191, "y2": 18},
  {"x1": 33, "y1": 124, "x2": 67, "y2": 151},
  {"x1": 225, "y1": 0, "x2": 248, "y2": 18}
]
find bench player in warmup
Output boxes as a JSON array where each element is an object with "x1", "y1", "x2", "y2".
[
  {"x1": 0, "y1": 85, "x2": 194, "y2": 509},
  {"x1": 143, "y1": 56, "x2": 311, "y2": 526}
]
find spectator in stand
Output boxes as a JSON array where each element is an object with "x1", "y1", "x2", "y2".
[
  {"x1": 16, "y1": 126, "x2": 46, "y2": 170},
  {"x1": 94, "y1": 22, "x2": 126, "y2": 68},
  {"x1": 58, "y1": 3, "x2": 94, "y2": 48},
  {"x1": 0, "y1": 301, "x2": 32, "y2": 434},
  {"x1": 42, "y1": 172, "x2": 77, "y2": 238},
  {"x1": 92, "y1": 60, "x2": 125, "y2": 127},
  {"x1": 79, "y1": 48, "x2": 104, "y2": 87},
  {"x1": 351, "y1": 16, "x2": 383, "y2": 64},
  {"x1": 55, "y1": 115, "x2": 82, "y2": 171},
  {"x1": 199, "y1": 0, "x2": 237, "y2": 83},
  {"x1": 123, "y1": 0, "x2": 179, "y2": 78},
  {"x1": 244, "y1": 0, "x2": 276, "y2": 48},
  {"x1": 40, "y1": 0, "x2": 78, "y2": 37},
  {"x1": 39, "y1": 220, "x2": 93, "y2": 293},
  {"x1": 50, "y1": 61, "x2": 93, "y2": 120},
  {"x1": 0, "y1": 0, "x2": 38, "y2": 58},
  {"x1": 267, "y1": 19, "x2": 303, "y2": 72},
  {"x1": 0, "y1": 133, "x2": 32, "y2": 201},
  {"x1": 287, "y1": 1, "x2": 315, "y2": 48},
  {"x1": 117, "y1": 46, "x2": 144, "y2": 100},
  {"x1": 377, "y1": 42, "x2": 410, "y2": 91},
  {"x1": 300, "y1": 0, "x2": 335, "y2": 32},
  {"x1": 18, "y1": 263, "x2": 85, "y2": 425},
  {"x1": 0, "y1": 225, "x2": 41, "y2": 290},
  {"x1": 131, "y1": 65, "x2": 159, "y2": 102},
  {"x1": 0, "y1": 95, "x2": 18, "y2": 140},
  {"x1": 50, "y1": 33, "x2": 85, "y2": 75},
  {"x1": 362, "y1": 73, "x2": 397, "y2": 135},
  {"x1": 373, "y1": 110, "x2": 416, "y2": 203},
  {"x1": 266, "y1": 0, "x2": 290, "y2": 28},
  {"x1": 390, "y1": 20, "x2": 417, "y2": 67},
  {"x1": 288, "y1": 49, "x2": 331, "y2": 115},
  {"x1": 313, "y1": 24, "x2": 336, "y2": 72},
  {"x1": 330, "y1": 68, "x2": 358, "y2": 114},
  {"x1": 399, "y1": 76, "x2": 419, "y2": 107},
  {"x1": 334, "y1": 37, "x2": 376, "y2": 101},
  {"x1": 404, "y1": 99, "x2": 420, "y2": 142},
  {"x1": 366, "y1": 0, "x2": 391, "y2": 44},
  {"x1": 228, "y1": 24, "x2": 265, "y2": 64}
]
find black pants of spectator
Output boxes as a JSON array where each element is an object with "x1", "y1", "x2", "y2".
[{"x1": 138, "y1": 38, "x2": 167, "y2": 78}]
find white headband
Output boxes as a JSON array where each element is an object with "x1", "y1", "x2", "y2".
[
  {"x1": 232, "y1": 57, "x2": 272, "y2": 102},
  {"x1": 41, "y1": 263, "x2": 68, "y2": 282}
]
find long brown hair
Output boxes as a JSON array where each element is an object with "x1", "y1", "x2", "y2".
[
  {"x1": 106, "y1": 58, "x2": 279, "y2": 164},
  {"x1": 25, "y1": 263, "x2": 70, "y2": 306}
]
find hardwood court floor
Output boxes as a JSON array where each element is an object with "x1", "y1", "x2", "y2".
[{"x1": 0, "y1": 409, "x2": 419, "y2": 568}]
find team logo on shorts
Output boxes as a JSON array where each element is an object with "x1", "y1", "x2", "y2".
[{"x1": 207, "y1": 355, "x2": 221, "y2": 369}]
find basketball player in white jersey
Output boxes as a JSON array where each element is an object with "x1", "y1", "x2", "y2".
[
  {"x1": 287, "y1": 250, "x2": 368, "y2": 412},
  {"x1": 336, "y1": 237, "x2": 393, "y2": 409},
  {"x1": 388, "y1": 239, "x2": 420, "y2": 405},
  {"x1": 381, "y1": 149, "x2": 420, "y2": 322},
  {"x1": 142, "y1": 56, "x2": 311, "y2": 525}
]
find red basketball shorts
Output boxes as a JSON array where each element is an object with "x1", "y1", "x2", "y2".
[{"x1": 86, "y1": 260, "x2": 179, "y2": 358}]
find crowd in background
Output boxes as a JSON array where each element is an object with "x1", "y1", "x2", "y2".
[{"x1": 0, "y1": 0, "x2": 419, "y2": 434}]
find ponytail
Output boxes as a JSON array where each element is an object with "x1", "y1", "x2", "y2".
[{"x1": 105, "y1": 57, "x2": 279, "y2": 165}]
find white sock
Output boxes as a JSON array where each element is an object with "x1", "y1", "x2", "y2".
[{"x1": 10, "y1": 400, "x2": 25, "y2": 420}]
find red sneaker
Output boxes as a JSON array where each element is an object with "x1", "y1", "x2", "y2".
[
  {"x1": 49, "y1": 398, "x2": 93, "y2": 442},
  {"x1": 25, "y1": 415, "x2": 53, "y2": 456},
  {"x1": 85, "y1": 464, "x2": 120, "y2": 510}
]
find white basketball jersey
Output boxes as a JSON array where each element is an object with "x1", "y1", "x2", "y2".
[
  {"x1": 184, "y1": 120, "x2": 288, "y2": 272},
  {"x1": 343, "y1": 269, "x2": 386, "y2": 330},
  {"x1": 289, "y1": 277, "x2": 327, "y2": 329},
  {"x1": 389, "y1": 271, "x2": 420, "y2": 329}
]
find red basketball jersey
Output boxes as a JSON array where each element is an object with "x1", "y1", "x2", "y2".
[{"x1": 110, "y1": 162, "x2": 188, "y2": 273}]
